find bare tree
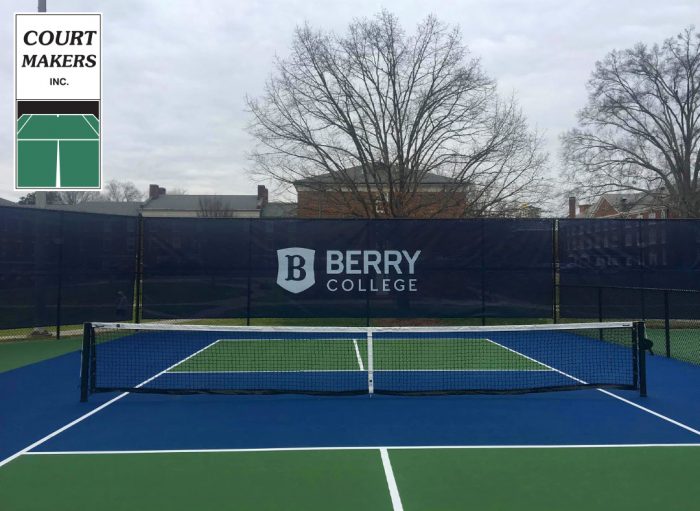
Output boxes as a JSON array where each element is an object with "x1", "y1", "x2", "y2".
[
  {"x1": 247, "y1": 11, "x2": 548, "y2": 218},
  {"x1": 101, "y1": 179, "x2": 144, "y2": 202},
  {"x1": 198, "y1": 196, "x2": 236, "y2": 217},
  {"x1": 562, "y1": 27, "x2": 700, "y2": 217},
  {"x1": 53, "y1": 191, "x2": 101, "y2": 205},
  {"x1": 17, "y1": 192, "x2": 98, "y2": 205}
]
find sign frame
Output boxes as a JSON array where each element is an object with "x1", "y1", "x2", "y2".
[{"x1": 14, "y1": 12, "x2": 103, "y2": 191}]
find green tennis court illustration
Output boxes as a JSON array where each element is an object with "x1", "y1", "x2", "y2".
[{"x1": 16, "y1": 113, "x2": 100, "y2": 189}]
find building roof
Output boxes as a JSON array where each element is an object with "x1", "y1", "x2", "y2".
[
  {"x1": 0, "y1": 197, "x2": 17, "y2": 207},
  {"x1": 588, "y1": 192, "x2": 661, "y2": 218},
  {"x1": 3, "y1": 187, "x2": 281, "y2": 218},
  {"x1": 44, "y1": 201, "x2": 144, "y2": 216},
  {"x1": 142, "y1": 194, "x2": 260, "y2": 212},
  {"x1": 294, "y1": 164, "x2": 457, "y2": 187}
]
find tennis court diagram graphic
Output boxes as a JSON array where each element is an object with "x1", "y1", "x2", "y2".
[{"x1": 16, "y1": 113, "x2": 100, "y2": 188}]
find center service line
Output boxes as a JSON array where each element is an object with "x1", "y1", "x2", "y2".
[
  {"x1": 380, "y1": 448, "x2": 404, "y2": 511},
  {"x1": 353, "y1": 338, "x2": 365, "y2": 371}
]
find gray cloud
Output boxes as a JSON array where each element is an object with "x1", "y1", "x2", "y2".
[{"x1": 1, "y1": 0, "x2": 698, "y2": 201}]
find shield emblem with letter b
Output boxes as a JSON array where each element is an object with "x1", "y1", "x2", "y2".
[{"x1": 276, "y1": 247, "x2": 315, "y2": 294}]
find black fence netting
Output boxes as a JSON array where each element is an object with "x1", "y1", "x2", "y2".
[
  {"x1": 558, "y1": 219, "x2": 700, "y2": 315},
  {"x1": 1, "y1": 205, "x2": 698, "y2": 365},
  {"x1": 0, "y1": 206, "x2": 138, "y2": 338},
  {"x1": 141, "y1": 218, "x2": 554, "y2": 320}
]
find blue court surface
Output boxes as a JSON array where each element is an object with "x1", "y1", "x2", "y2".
[{"x1": 1, "y1": 344, "x2": 700, "y2": 510}]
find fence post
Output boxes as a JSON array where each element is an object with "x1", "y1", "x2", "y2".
[
  {"x1": 133, "y1": 215, "x2": 144, "y2": 324},
  {"x1": 597, "y1": 286, "x2": 604, "y2": 340},
  {"x1": 664, "y1": 290, "x2": 671, "y2": 358},
  {"x1": 552, "y1": 219, "x2": 558, "y2": 324},
  {"x1": 365, "y1": 219, "x2": 373, "y2": 327},
  {"x1": 246, "y1": 219, "x2": 252, "y2": 326},
  {"x1": 480, "y1": 218, "x2": 486, "y2": 326}
]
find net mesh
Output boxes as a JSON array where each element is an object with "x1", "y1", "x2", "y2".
[{"x1": 84, "y1": 322, "x2": 640, "y2": 397}]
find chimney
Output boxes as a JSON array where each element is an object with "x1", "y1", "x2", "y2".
[
  {"x1": 257, "y1": 185, "x2": 268, "y2": 209},
  {"x1": 149, "y1": 184, "x2": 166, "y2": 200},
  {"x1": 568, "y1": 196, "x2": 577, "y2": 218}
]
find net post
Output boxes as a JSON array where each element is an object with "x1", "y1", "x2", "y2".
[
  {"x1": 367, "y1": 329, "x2": 374, "y2": 395},
  {"x1": 80, "y1": 323, "x2": 92, "y2": 402},
  {"x1": 637, "y1": 321, "x2": 648, "y2": 397}
]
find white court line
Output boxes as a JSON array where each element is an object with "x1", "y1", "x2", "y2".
[
  {"x1": 16, "y1": 114, "x2": 33, "y2": 134},
  {"x1": 170, "y1": 369, "x2": 552, "y2": 374},
  {"x1": 352, "y1": 339, "x2": 365, "y2": 371},
  {"x1": 23, "y1": 443, "x2": 700, "y2": 455},
  {"x1": 0, "y1": 339, "x2": 221, "y2": 469},
  {"x1": 17, "y1": 139, "x2": 98, "y2": 142},
  {"x1": 21, "y1": 114, "x2": 96, "y2": 117},
  {"x1": 56, "y1": 140, "x2": 61, "y2": 188},
  {"x1": 484, "y1": 338, "x2": 700, "y2": 437},
  {"x1": 5, "y1": 337, "x2": 700, "y2": 471},
  {"x1": 380, "y1": 448, "x2": 404, "y2": 511},
  {"x1": 81, "y1": 115, "x2": 99, "y2": 136}
]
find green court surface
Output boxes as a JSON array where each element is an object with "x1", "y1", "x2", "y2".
[
  {"x1": 171, "y1": 338, "x2": 546, "y2": 372},
  {"x1": 16, "y1": 114, "x2": 100, "y2": 188},
  {"x1": 390, "y1": 446, "x2": 700, "y2": 511},
  {"x1": 1, "y1": 447, "x2": 698, "y2": 511}
]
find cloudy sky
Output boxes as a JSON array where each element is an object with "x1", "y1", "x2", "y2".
[{"x1": 1, "y1": 0, "x2": 697, "y2": 202}]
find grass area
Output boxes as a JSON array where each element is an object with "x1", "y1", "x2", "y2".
[
  {"x1": 0, "y1": 324, "x2": 84, "y2": 340},
  {"x1": 0, "y1": 336, "x2": 83, "y2": 373},
  {"x1": 0, "y1": 451, "x2": 393, "y2": 511},
  {"x1": 647, "y1": 328, "x2": 700, "y2": 365}
]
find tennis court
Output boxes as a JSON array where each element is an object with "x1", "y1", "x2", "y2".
[
  {"x1": 16, "y1": 113, "x2": 100, "y2": 188},
  {"x1": 2, "y1": 321, "x2": 700, "y2": 510}
]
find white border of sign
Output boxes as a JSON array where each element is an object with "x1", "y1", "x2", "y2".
[{"x1": 14, "y1": 12, "x2": 103, "y2": 191}]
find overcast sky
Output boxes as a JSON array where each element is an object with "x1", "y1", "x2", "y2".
[{"x1": 1, "y1": 0, "x2": 698, "y2": 202}]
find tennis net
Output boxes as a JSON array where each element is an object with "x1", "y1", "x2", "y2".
[{"x1": 80, "y1": 321, "x2": 648, "y2": 401}]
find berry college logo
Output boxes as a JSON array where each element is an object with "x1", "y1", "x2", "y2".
[{"x1": 276, "y1": 247, "x2": 316, "y2": 294}]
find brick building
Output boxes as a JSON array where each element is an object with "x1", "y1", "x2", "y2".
[
  {"x1": 294, "y1": 165, "x2": 467, "y2": 218},
  {"x1": 568, "y1": 193, "x2": 670, "y2": 219}
]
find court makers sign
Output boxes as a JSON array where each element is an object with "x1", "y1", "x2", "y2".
[
  {"x1": 277, "y1": 247, "x2": 421, "y2": 294},
  {"x1": 15, "y1": 13, "x2": 102, "y2": 190}
]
